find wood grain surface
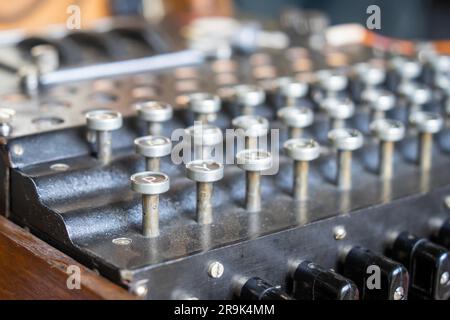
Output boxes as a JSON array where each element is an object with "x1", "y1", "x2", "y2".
[{"x1": 0, "y1": 216, "x2": 135, "y2": 300}]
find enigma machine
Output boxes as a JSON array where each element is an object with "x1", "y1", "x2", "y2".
[{"x1": 1, "y1": 3, "x2": 450, "y2": 301}]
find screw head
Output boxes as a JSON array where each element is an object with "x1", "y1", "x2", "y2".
[
  {"x1": 410, "y1": 111, "x2": 443, "y2": 134},
  {"x1": 130, "y1": 172, "x2": 170, "y2": 195},
  {"x1": 112, "y1": 237, "x2": 132, "y2": 245},
  {"x1": 333, "y1": 226, "x2": 347, "y2": 240},
  {"x1": 328, "y1": 128, "x2": 364, "y2": 151},
  {"x1": 189, "y1": 92, "x2": 221, "y2": 114},
  {"x1": 135, "y1": 135, "x2": 172, "y2": 158},
  {"x1": 131, "y1": 283, "x2": 148, "y2": 297},
  {"x1": 186, "y1": 160, "x2": 224, "y2": 182},
  {"x1": 370, "y1": 119, "x2": 405, "y2": 142},
  {"x1": 277, "y1": 106, "x2": 314, "y2": 128},
  {"x1": 135, "y1": 101, "x2": 173, "y2": 122},
  {"x1": 440, "y1": 271, "x2": 449, "y2": 286},
  {"x1": 86, "y1": 110, "x2": 122, "y2": 131},
  {"x1": 208, "y1": 261, "x2": 224, "y2": 279},
  {"x1": 284, "y1": 138, "x2": 321, "y2": 161},
  {"x1": 236, "y1": 149, "x2": 272, "y2": 172},
  {"x1": 12, "y1": 144, "x2": 24, "y2": 156},
  {"x1": 393, "y1": 286, "x2": 405, "y2": 300},
  {"x1": 232, "y1": 115, "x2": 269, "y2": 138},
  {"x1": 50, "y1": 163, "x2": 70, "y2": 172}
]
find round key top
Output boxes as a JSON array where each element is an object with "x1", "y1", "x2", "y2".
[{"x1": 131, "y1": 171, "x2": 170, "y2": 195}]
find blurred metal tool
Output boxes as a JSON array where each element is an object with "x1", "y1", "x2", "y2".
[{"x1": 34, "y1": 50, "x2": 204, "y2": 88}]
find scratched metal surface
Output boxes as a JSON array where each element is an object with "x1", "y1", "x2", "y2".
[{"x1": 3, "y1": 28, "x2": 450, "y2": 297}]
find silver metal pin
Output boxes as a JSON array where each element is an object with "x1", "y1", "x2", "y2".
[
  {"x1": 232, "y1": 115, "x2": 269, "y2": 149},
  {"x1": 234, "y1": 84, "x2": 265, "y2": 116},
  {"x1": 186, "y1": 160, "x2": 224, "y2": 224},
  {"x1": 188, "y1": 92, "x2": 221, "y2": 123},
  {"x1": 321, "y1": 97, "x2": 354, "y2": 130},
  {"x1": 135, "y1": 101, "x2": 173, "y2": 135},
  {"x1": 328, "y1": 128, "x2": 364, "y2": 190},
  {"x1": 236, "y1": 149, "x2": 272, "y2": 212},
  {"x1": 277, "y1": 106, "x2": 313, "y2": 139},
  {"x1": 185, "y1": 124, "x2": 223, "y2": 160},
  {"x1": 135, "y1": 136, "x2": 172, "y2": 171},
  {"x1": 86, "y1": 110, "x2": 123, "y2": 164},
  {"x1": 370, "y1": 119, "x2": 405, "y2": 179},
  {"x1": 410, "y1": 111, "x2": 443, "y2": 171},
  {"x1": 277, "y1": 77, "x2": 308, "y2": 107},
  {"x1": 130, "y1": 171, "x2": 170, "y2": 237},
  {"x1": 284, "y1": 138, "x2": 321, "y2": 200}
]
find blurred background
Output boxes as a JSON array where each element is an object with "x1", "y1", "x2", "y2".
[{"x1": 0, "y1": 0, "x2": 449, "y2": 39}]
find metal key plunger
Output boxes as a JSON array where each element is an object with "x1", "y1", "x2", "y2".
[
  {"x1": 410, "y1": 111, "x2": 444, "y2": 171},
  {"x1": 188, "y1": 92, "x2": 221, "y2": 124},
  {"x1": 429, "y1": 54, "x2": 450, "y2": 77},
  {"x1": 186, "y1": 160, "x2": 224, "y2": 224},
  {"x1": 277, "y1": 106, "x2": 313, "y2": 139},
  {"x1": 18, "y1": 65, "x2": 39, "y2": 97},
  {"x1": 328, "y1": 128, "x2": 364, "y2": 190},
  {"x1": 232, "y1": 115, "x2": 269, "y2": 149},
  {"x1": 317, "y1": 69, "x2": 348, "y2": 100},
  {"x1": 131, "y1": 172, "x2": 170, "y2": 237},
  {"x1": 284, "y1": 138, "x2": 321, "y2": 201},
  {"x1": 236, "y1": 149, "x2": 272, "y2": 212},
  {"x1": 370, "y1": 119, "x2": 405, "y2": 179},
  {"x1": 135, "y1": 136, "x2": 172, "y2": 171},
  {"x1": 234, "y1": 84, "x2": 265, "y2": 116},
  {"x1": 405, "y1": 83, "x2": 431, "y2": 115},
  {"x1": 31, "y1": 44, "x2": 59, "y2": 74},
  {"x1": 185, "y1": 124, "x2": 223, "y2": 160},
  {"x1": 321, "y1": 97, "x2": 355, "y2": 130},
  {"x1": 392, "y1": 58, "x2": 421, "y2": 88},
  {"x1": 362, "y1": 88, "x2": 395, "y2": 122},
  {"x1": 277, "y1": 77, "x2": 308, "y2": 107},
  {"x1": 354, "y1": 62, "x2": 386, "y2": 93},
  {"x1": 86, "y1": 110, "x2": 123, "y2": 164},
  {"x1": 135, "y1": 101, "x2": 173, "y2": 135}
]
